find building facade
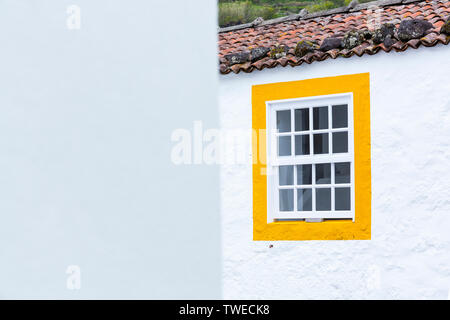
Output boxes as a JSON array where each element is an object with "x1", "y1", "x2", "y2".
[{"x1": 218, "y1": 0, "x2": 450, "y2": 299}]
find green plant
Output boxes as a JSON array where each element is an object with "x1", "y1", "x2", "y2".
[
  {"x1": 218, "y1": 0, "x2": 377, "y2": 27},
  {"x1": 218, "y1": 1, "x2": 277, "y2": 27},
  {"x1": 305, "y1": 1, "x2": 335, "y2": 13}
]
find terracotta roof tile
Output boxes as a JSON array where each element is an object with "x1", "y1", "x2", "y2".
[{"x1": 218, "y1": 0, "x2": 449, "y2": 74}]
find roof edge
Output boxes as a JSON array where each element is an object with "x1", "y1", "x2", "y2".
[{"x1": 218, "y1": 0, "x2": 425, "y2": 33}]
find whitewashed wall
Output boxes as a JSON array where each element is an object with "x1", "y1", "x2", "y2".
[{"x1": 219, "y1": 44, "x2": 450, "y2": 299}]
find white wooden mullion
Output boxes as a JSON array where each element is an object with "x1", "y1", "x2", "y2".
[
  {"x1": 293, "y1": 164, "x2": 297, "y2": 212},
  {"x1": 331, "y1": 162, "x2": 335, "y2": 212},
  {"x1": 328, "y1": 104, "x2": 332, "y2": 155},
  {"x1": 282, "y1": 128, "x2": 347, "y2": 136},
  {"x1": 309, "y1": 106, "x2": 313, "y2": 156},
  {"x1": 275, "y1": 211, "x2": 353, "y2": 220},
  {"x1": 274, "y1": 166, "x2": 280, "y2": 215},
  {"x1": 312, "y1": 163, "x2": 316, "y2": 213},
  {"x1": 290, "y1": 108, "x2": 296, "y2": 213},
  {"x1": 290, "y1": 108, "x2": 295, "y2": 158},
  {"x1": 269, "y1": 92, "x2": 350, "y2": 107},
  {"x1": 283, "y1": 183, "x2": 351, "y2": 189},
  {"x1": 273, "y1": 154, "x2": 352, "y2": 166},
  {"x1": 276, "y1": 132, "x2": 292, "y2": 137}
]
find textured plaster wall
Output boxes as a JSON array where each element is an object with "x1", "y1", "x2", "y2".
[{"x1": 219, "y1": 44, "x2": 450, "y2": 299}]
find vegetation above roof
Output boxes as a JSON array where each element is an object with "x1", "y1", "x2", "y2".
[{"x1": 218, "y1": 0, "x2": 373, "y2": 27}]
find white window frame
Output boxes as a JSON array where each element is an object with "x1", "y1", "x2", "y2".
[{"x1": 266, "y1": 92, "x2": 355, "y2": 222}]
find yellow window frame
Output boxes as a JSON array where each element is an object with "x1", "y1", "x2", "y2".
[{"x1": 252, "y1": 73, "x2": 371, "y2": 241}]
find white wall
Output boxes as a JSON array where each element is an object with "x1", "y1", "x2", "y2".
[
  {"x1": 219, "y1": 44, "x2": 450, "y2": 299},
  {"x1": 0, "y1": 0, "x2": 220, "y2": 299}
]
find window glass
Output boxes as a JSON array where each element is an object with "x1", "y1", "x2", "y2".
[
  {"x1": 316, "y1": 163, "x2": 331, "y2": 184},
  {"x1": 313, "y1": 106, "x2": 328, "y2": 130},
  {"x1": 316, "y1": 188, "x2": 331, "y2": 211},
  {"x1": 335, "y1": 162, "x2": 350, "y2": 184},
  {"x1": 333, "y1": 132, "x2": 348, "y2": 153},
  {"x1": 313, "y1": 133, "x2": 329, "y2": 154},
  {"x1": 279, "y1": 165, "x2": 293, "y2": 186},
  {"x1": 278, "y1": 136, "x2": 291, "y2": 156},
  {"x1": 296, "y1": 164, "x2": 312, "y2": 185},
  {"x1": 295, "y1": 108, "x2": 309, "y2": 131},
  {"x1": 295, "y1": 134, "x2": 310, "y2": 155},
  {"x1": 297, "y1": 189, "x2": 312, "y2": 211},
  {"x1": 279, "y1": 189, "x2": 294, "y2": 211},
  {"x1": 332, "y1": 104, "x2": 348, "y2": 128},
  {"x1": 335, "y1": 187, "x2": 351, "y2": 210},
  {"x1": 277, "y1": 110, "x2": 291, "y2": 132}
]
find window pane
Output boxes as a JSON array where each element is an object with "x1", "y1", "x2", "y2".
[
  {"x1": 297, "y1": 189, "x2": 312, "y2": 211},
  {"x1": 313, "y1": 106, "x2": 328, "y2": 130},
  {"x1": 295, "y1": 108, "x2": 309, "y2": 131},
  {"x1": 277, "y1": 110, "x2": 291, "y2": 133},
  {"x1": 332, "y1": 104, "x2": 348, "y2": 128},
  {"x1": 316, "y1": 163, "x2": 331, "y2": 184},
  {"x1": 335, "y1": 162, "x2": 350, "y2": 184},
  {"x1": 316, "y1": 188, "x2": 331, "y2": 211},
  {"x1": 279, "y1": 189, "x2": 294, "y2": 211},
  {"x1": 295, "y1": 134, "x2": 310, "y2": 155},
  {"x1": 332, "y1": 132, "x2": 348, "y2": 153},
  {"x1": 279, "y1": 165, "x2": 293, "y2": 186},
  {"x1": 335, "y1": 187, "x2": 351, "y2": 210},
  {"x1": 278, "y1": 136, "x2": 291, "y2": 156},
  {"x1": 296, "y1": 164, "x2": 312, "y2": 185},
  {"x1": 313, "y1": 133, "x2": 329, "y2": 154}
]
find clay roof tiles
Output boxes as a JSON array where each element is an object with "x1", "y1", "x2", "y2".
[{"x1": 218, "y1": 0, "x2": 450, "y2": 74}]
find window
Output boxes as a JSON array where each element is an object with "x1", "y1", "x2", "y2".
[
  {"x1": 252, "y1": 73, "x2": 371, "y2": 240},
  {"x1": 268, "y1": 94, "x2": 354, "y2": 221}
]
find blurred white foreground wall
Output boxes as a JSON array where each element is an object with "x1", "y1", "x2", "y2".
[{"x1": 0, "y1": 0, "x2": 221, "y2": 299}]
